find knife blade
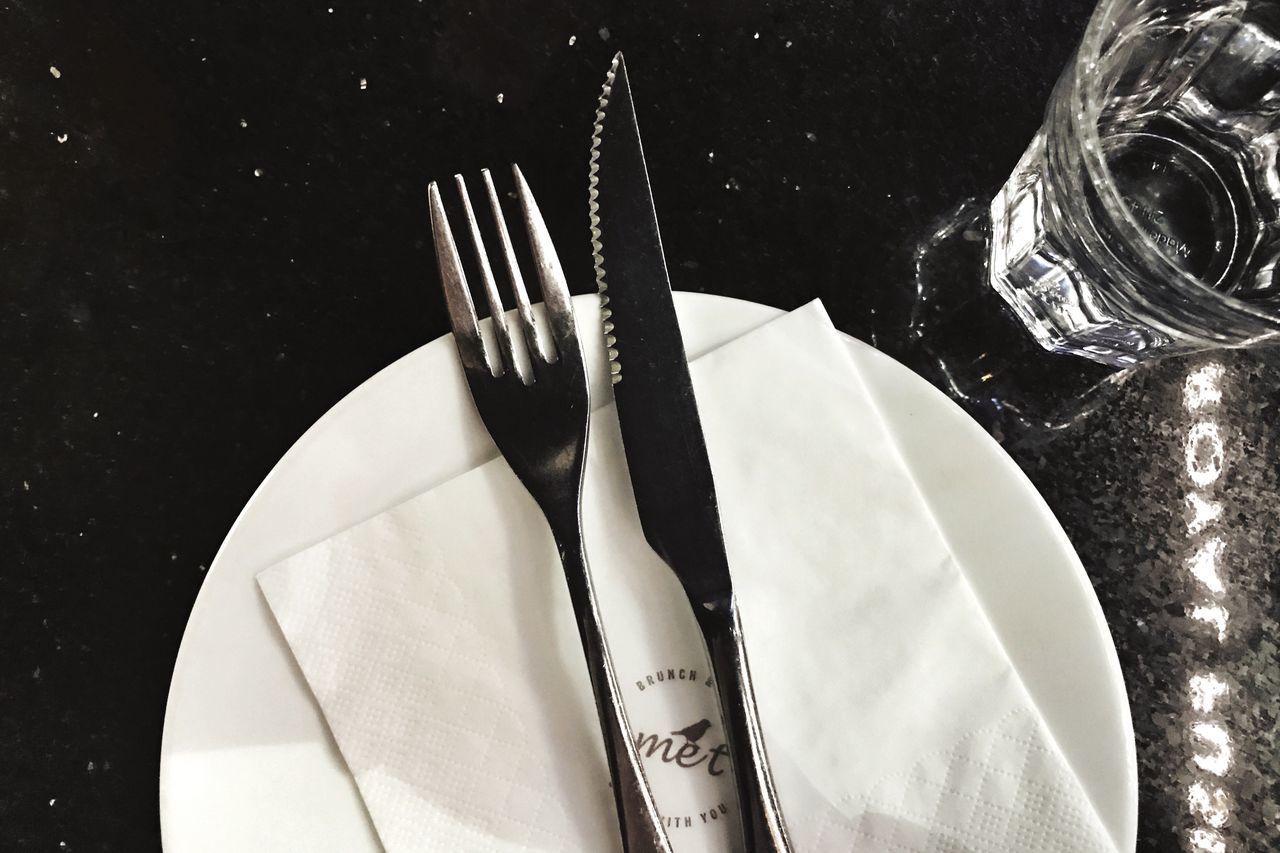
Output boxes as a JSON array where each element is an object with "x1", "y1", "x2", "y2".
[{"x1": 589, "y1": 52, "x2": 794, "y2": 853}]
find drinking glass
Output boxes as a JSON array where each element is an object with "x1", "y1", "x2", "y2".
[
  {"x1": 990, "y1": 0, "x2": 1280, "y2": 366},
  {"x1": 902, "y1": 0, "x2": 1280, "y2": 431}
]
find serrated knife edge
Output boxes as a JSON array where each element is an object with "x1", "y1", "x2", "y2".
[{"x1": 589, "y1": 52, "x2": 622, "y2": 384}]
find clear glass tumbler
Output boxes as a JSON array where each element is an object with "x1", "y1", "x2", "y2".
[{"x1": 990, "y1": 0, "x2": 1280, "y2": 367}]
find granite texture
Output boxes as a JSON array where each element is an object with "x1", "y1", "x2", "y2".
[
  {"x1": 1009, "y1": 351, "x2": 1280, "y2": 853},
  {"x1": 1, "y1": 0, "x2": 1276, "y2": 850}
]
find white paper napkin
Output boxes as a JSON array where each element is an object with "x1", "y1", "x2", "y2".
[{"x1": 258, "y1": 301, "x2": 1118, "y2": 853}]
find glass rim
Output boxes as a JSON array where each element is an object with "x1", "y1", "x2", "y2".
[{"x1": 1071, "y1": 0, "x2": 1280, "y2": 336}]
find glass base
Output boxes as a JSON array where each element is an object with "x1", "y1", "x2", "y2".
[
  {"x1": 988, "y1": 131, "x2": 1173, "y2": 368},
  {"x1": 905, "y1": 199, "x2": 1132, "y2": 436}
]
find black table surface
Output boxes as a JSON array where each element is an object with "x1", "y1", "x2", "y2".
[{"x1": 4, "y1": 1, "x2": 1278, "y2": 850}]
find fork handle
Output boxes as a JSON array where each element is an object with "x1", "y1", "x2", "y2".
[
  {"x1": 696, "y1": 596, "x2": 794, "y2": 853},
  {"x1": 555, "y1": 535, "x2": 674, "y2": 853}
]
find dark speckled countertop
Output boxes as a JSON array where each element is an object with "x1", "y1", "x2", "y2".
[{"x1": 2, "y1": 1, "x2": 1277, "y2": 850}]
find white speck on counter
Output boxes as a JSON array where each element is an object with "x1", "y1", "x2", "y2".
[
  {"x1": 23, "y1": 480, "x2": 29, "y2": 491},
  {"x1": 92, "y1": 411, "x2": 98, "y2": 419},
  {"x1": 32, "y1": 666, "x2": 40, "y2": 679},
  {"x1": 785, "y1": 40, "x2": 793, "y2": 48},
  {"x1": 50, "y1": 66, "x2": 61, "y2": 79},
  {"x1": 359, "y1": 77, "x2": 368, "y2": 90},
  {"x1": 56, "y1": 133, "x2": 68, "y2": 144},
  {"x1": 239, "y1": 118, "x2": 247, "y2": 128},
  {"x1": 805, "y1": 131, "x2": 817, "y2": 141},
  {"x1": 170, "y1": 552, "x2": 178, "y2": 561},
  {"x1": 87, "y1": 761, "x2": 96, "y2": 771},
  {"x1": 49, "y1": 799, "x2": 56, "y2": 806},
  {"x1": 327, "y1": 6, "x2": 333, "y2": 11},
  {"x1": 598, "y1": 26, "x2": 610, "y2": 41},
  {"x1": 753, "y1": 32, "x2": 760, "y2": 39},
  {"x1": 568, "y1": 35, "x2": 576, "y2": 45},
  {"x1": 253, "y1": 168, "x2": 263, "y2": 177},
  {"x1": 707, "y1": 150, "x2": 715, "y2": 161},
  {"x1": 496, "y1": 92, "x2": 504, "y2": 104}
]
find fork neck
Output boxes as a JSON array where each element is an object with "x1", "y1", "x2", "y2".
[{"x1": 539, "y1": 495, "x2": 586, "y2": 553}]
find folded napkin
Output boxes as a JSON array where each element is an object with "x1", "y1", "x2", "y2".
[{"x1": 258, "y1": 301, "x2": 1117, "y2": 853}]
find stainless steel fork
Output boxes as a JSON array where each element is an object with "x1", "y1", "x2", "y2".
[{"x1": 428, "y1": 165, "x2": 673, "y2": 853}]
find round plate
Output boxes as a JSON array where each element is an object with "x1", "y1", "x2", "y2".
[{"x1": 159, "y1": 293, "x2": 1137, "y2": 852}]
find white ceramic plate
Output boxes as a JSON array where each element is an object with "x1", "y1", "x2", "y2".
[{"x1": 159, "y1": 293, "x2": 1137, "y2": 852}]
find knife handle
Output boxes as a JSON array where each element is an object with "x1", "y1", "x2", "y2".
[
  {"x1": 555, "y1": 534, "x2": 674, "y2": 853},
  {"x1": 696, "y1": 596, "x2": 794, "y2": 853}
]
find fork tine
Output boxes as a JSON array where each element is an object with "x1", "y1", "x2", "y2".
[
  {"x1": 482, "y1": 168, "x2": 548, "y2": 366},
  {"x1": 429, "y1": 181, "x2": 491, "y2": 376},
  {"x1": 511, "y1": 163, "x2": 577, "y2": 360},
  {"x1": 454, "y1": 173, "x2": 521, "y2": 379}
]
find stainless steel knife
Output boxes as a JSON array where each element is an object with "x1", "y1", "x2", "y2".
[{"x1": 589, "y1": 52, "x2": 794, "y2": 853}]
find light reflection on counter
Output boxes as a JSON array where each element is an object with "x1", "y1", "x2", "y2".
[
  {"x1": 1185, "y1": 493, "x2": 1222, "y2": 535},
  {"x1": 1190, "y1": 722, "x2": 1233, "y2": 776},
  {"x1": 1188, "y1": 673, "x2": 1228, "y2": 713},
  {"x1": 1181, "y1": 362, "x2": 1234, "y2": 853},
  {"x1": 1187, "y1": 781, "x2": 1230, "y2": 828},
  {"x1": 1188, "y1": 606, "x2": 1228, "y2": 642},
  {"x1": 1186, "y1": 537, "x2": 1226, "y2": 595}
]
